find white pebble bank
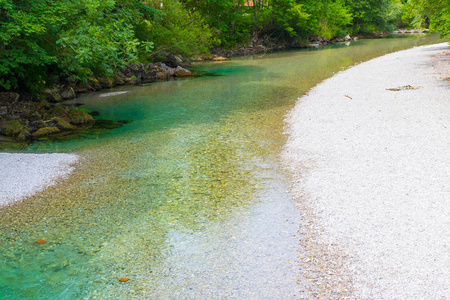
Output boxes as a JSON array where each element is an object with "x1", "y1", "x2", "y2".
[
  {"x1": 0, "y1": 153, "x2": 78, "y2": 206},
  {"x1": 284, "y1": 43, "x2": 450, "y2": 298}
]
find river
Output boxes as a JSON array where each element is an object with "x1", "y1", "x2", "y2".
[{"x1": 0, "y1": 35, "x2": 445, "y2": 299}]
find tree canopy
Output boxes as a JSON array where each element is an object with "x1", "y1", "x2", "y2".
[{"x1": 1, "y1": 0, "x2": 448, "y2": 92}]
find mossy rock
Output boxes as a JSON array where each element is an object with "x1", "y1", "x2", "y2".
[
  {"x1": 68, "y1": 109, "x2": 94, "y2": 124},
  {"x1": 47, "y1": 106, "x2": 70, "y2": 118},
  {"x1": 0, "y1": 92, "x2": 20, "y2": 104},
  {"x1": 17, "y1": 130, "x2": 31, "y2": 141},
  {"x1": 31, "y1": 126, "x2": 60, "y2": 138},
  {"x1": 4, "y1": 121, "x2": 27, "y2": 137},
  {"x1": 112, "y1": 75, "x2": 125, "y2": 86},
  {"x1": 53, "y1": 117, "x2": 77, "y2": 131},
  {"x1": 97, "y1": 77, "x2": 114, "y2": 89}
]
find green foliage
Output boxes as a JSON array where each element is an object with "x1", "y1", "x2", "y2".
[
  {"x1": 263, "y1": 0, "x2": 310, "y2": 38},
  {"x1": 300, "y1": 0, "x2": 352, "y2": 39},
  {"x1": 139, "y1": 0, "x2": 216, "y2": 57},
  {"x1": 346, "y1": 0, "x2": 404, "y2": 34},
  {"x1": 1, "y1": 0, "x2": 444, "y2": 94},
  {"x1": 0, "y1": 0, "x2": 157, "y2": 91},
  {"x1": 0, "y1": 0, "x2": 61, "y2": 91},
  {"x1": 181, "y1": 0, "x2": 254, "y2": 47},
  {"x1": 404, "y1": 0, "x2": 450, "y2": 38}
]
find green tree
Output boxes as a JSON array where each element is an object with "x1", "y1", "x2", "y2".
[
  {"x1": 136, "y1": 0, "x2": 215, "y2": 58},
  {"x1": 297, "y1": 0, "x2": 352, "y2": 38},
  {"x1": 0, "y1": 0, "x2": 157, "y2": 91},
  {"x1": 404, "y1": 0, "x2": 450, "y2": 38},
  {"x1": 0, "y1": 0, "x2": 62, "y2": 90},
  {"x1": 346, "y1": 0, "x2": 403, "y2": 34}
]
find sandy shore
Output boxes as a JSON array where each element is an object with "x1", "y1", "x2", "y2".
[
  {"x1": 0, "y1": 153, "x2": 79, "y2": 206},
  {"x1": 283, "y1": 43, "x2": 449, "y2": 298}
]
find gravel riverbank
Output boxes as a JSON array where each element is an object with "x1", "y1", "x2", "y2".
[
  {"x1": 0, "y1": 153, "x2": 79, "y2": 206},
  {"x1": 283, "y1": 43, "x2": 449, "y2": 298}
]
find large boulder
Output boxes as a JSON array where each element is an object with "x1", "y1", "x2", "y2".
[
  {"x1": 0, "y1": 120, "x2": 28, "y2": 138},
  {"x1": 17, "y1": 130, "x2": 31, "y2": 141},
  {"x1": 68, "y1": 109, "x2": 94, "y2": 124},
  {"x1": 31, "y1": 126, "x2": 60, "y2": 138},
  {"x1": 60, "y1": 86, "x2": 76, "y2": 100},
  {"x1": 98, "y1": 77, "x2": 114, "y2": 89},
  {"x1": 122, "y1": 63, "x2": 146, "y2": 81},
  {"x1": 146, "y1": 63, "x2": 175, "y2": 80},
  {"x1": 112, "y1": 75, "x2": 125, "y2": 86},
  {"x1": 174, "y1": 66, "x2": 192, "y2": 77},
  {"x1": 47, "y1": 106, "x2": 69, "y2": 119},
  {"x1": 0, "y1": 92, "x2": 20, "y2": 104},
  {"x1": 160, "y1": 51, "x2": 184, "y2": 68},
  {"x1": 53, "y1": 117, "x2": 77, "y2": 131},
  {"x1": 74, "y1": 82, "x2": 95, "y2": 94},
  {"x1": 0, "y1": 106, "x2": 7, "y2": 117},
  {"x1": 29, "y1": 120, "x2": 46, "y2": 132},
  {"x1": 44, "y1": 86, "x2": 63, "y2": 103},
  {"x1": 9, "y1": 101, "x2": 42, "y2": 119}
]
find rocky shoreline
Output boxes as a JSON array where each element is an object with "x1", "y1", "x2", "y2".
[{"x1": 0, "y1": 62, "x2": 192, "y2": 143}]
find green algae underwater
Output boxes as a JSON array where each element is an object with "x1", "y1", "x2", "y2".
[{"x1": 0, "y1": 35, "x2": 446, "y2": 299}]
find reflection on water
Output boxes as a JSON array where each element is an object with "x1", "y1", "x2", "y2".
[{"x1": 0, "y1": 35, "x2": 446, "y2": 299}]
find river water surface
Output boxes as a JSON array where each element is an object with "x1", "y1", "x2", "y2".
[{"x1": 0, "y1": 35, "x2": 445, "y2": 299}]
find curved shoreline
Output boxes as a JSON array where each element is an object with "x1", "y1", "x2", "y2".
[
  {"x1": 0, "y1": 153, "x2": 79, "y2": 206},
  {"x1": 283, "y1": 43, "x2": 449, "y2": 298}
]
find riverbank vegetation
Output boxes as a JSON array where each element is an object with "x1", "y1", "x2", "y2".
[{"x1": 0, "y1": 0, "x2": 448, "y2": 93}]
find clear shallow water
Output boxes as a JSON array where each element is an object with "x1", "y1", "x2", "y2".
[{"x1": 0, "y1": 35, "x2": 446, "y2": 299}]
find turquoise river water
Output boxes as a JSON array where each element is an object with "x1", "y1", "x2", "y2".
[{"x1": 0, "y1": 35, "x2": 446, "y2": 299}]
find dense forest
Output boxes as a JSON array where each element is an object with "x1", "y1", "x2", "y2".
[{"x1": 1, "y1": 0, "x2": 449, "y2": 92}]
